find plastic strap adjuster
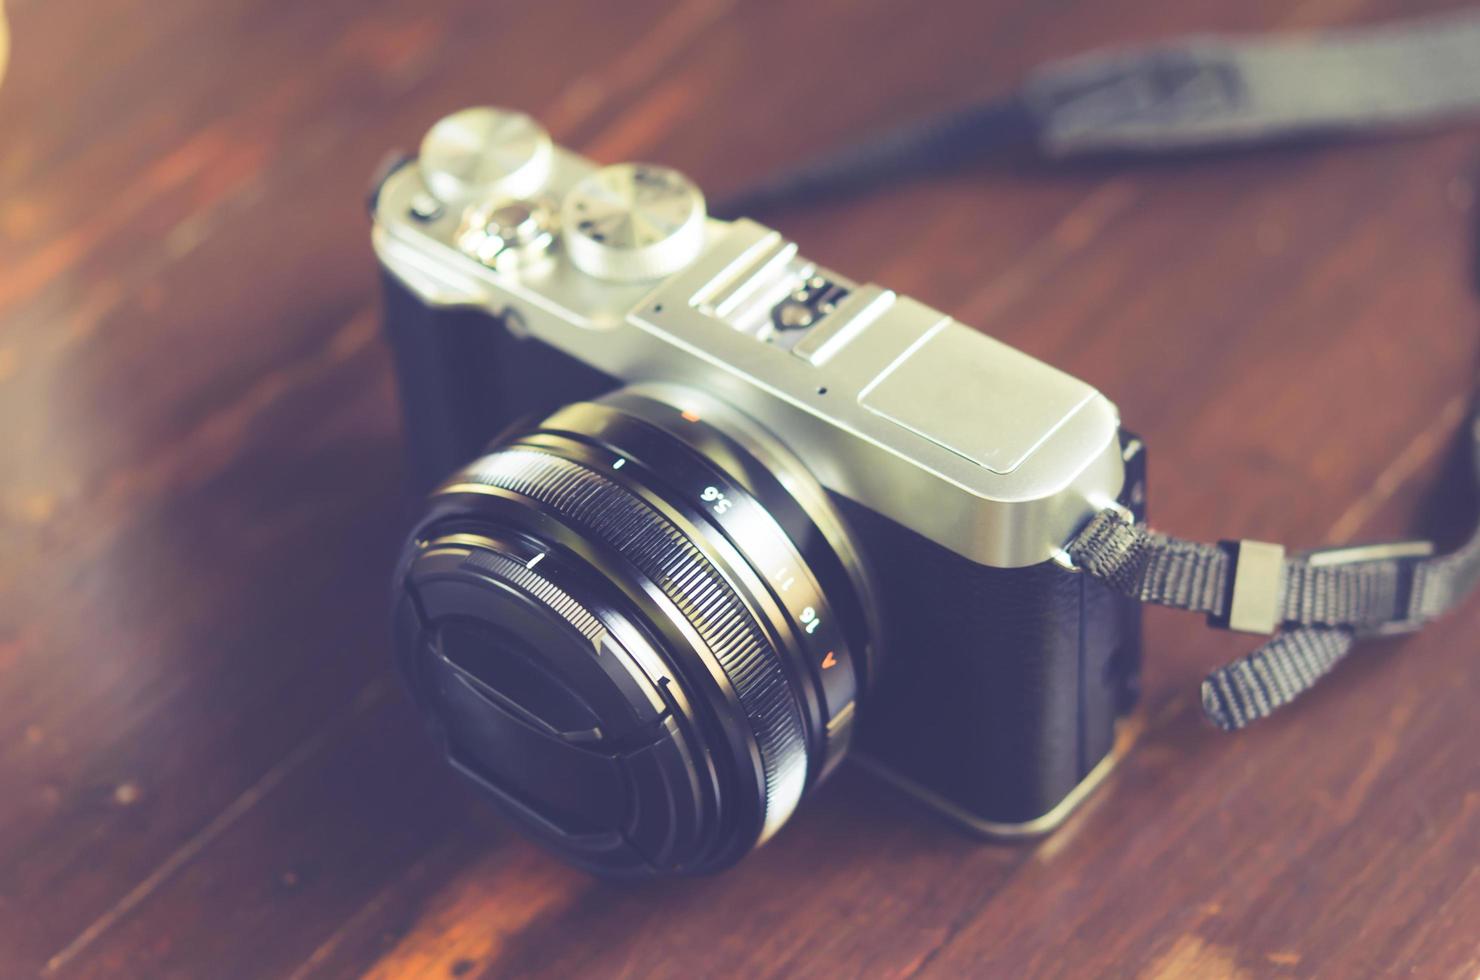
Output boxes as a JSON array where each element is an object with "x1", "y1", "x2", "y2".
[{"x1": 1210, "y1": 539, "x2": 1286, "y2": 635}]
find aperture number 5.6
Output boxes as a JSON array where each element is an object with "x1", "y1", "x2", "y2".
[{"x1": 701, "y1": 485, "x2": 733, "y2": 514}]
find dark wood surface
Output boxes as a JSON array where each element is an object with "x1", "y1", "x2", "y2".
[{"x1": 3, "y1": 0, "x2": 1479, "y2": 976}]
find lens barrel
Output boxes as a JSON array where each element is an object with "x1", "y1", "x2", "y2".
[{"x1": 392, "y1": 385, "x2": 876, "y2": 876}]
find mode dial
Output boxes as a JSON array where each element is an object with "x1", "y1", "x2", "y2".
[
  {"x1": 419, "y1": 107, "x2": 553, "y2": 205},
  {"x1": 561, "y1": 164, "x2": 707, "y2": 282}
]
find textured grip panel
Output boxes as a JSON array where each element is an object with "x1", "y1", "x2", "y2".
[
  {"x1": 842, "y1": 492, "x2": 1140, "y2": 827},
  {"x1": 457, "y1": 448, "x2": 808, "y2": 835}
]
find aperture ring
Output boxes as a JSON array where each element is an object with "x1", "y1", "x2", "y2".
[{"x1": 449, "y1": 447, "x2": 809, "y2": 840}]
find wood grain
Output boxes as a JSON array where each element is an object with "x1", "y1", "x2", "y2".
[{"x1": 2, "y1": 0, "x2": 1478, "y2": 976}]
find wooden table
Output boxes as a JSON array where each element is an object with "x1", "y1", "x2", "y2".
[{"x1": 4, "y1": 0, "x2": 1478, "y2": 976}]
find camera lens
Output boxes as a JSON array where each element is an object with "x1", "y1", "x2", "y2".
[{"x1": 392, "y1": 385, "x2": 877, "y2": 876}]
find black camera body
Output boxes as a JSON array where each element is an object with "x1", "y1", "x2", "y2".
[{"x1": 375, "y1": 108, "x2": 1144, "y2": 875}]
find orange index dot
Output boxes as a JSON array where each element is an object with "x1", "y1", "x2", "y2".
[
  {"x1": 821, "y1": 651, "x2": 838, "y2": 669},
  {"x1": 680, "y1": 409, "x2": 701, "y2": 423}
]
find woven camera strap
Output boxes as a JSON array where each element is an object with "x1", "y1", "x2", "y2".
[
  {"x1": 1065, "y1": 470, "x2": 1480, "y2": 730},
  {"x1": 716, "y1": 11, "x2": 1480, "y2": 216},
  {"x1": 721, "y1": 10, "x2": 1480, "y2": 730}
]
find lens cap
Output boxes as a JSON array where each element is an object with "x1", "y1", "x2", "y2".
[
  {"x1": 396, "y1": 539, "x2": 711, "y2": 875},
  {"x1": 391, "y1": 387, "x2": 877, "y2": 876}
]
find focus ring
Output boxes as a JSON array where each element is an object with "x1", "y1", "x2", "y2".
[{"x1": 455, "y1": 447, "x2": 808, "y2": 837}]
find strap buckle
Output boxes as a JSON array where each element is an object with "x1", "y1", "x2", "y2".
[
  {"x1": 1210, "y1": 537, "x2": 1437, "y2": 636},
  {"x1": 1297, "y1": 539, "x2": 1436, "y2": 636},
  {"x1": 1210, "y1": 539, "x2": 1287, "y2": 635}
]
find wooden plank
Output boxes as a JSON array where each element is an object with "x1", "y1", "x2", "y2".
[{"x1": 2, "y1": 0, "x2": 1477, "y2": 976}]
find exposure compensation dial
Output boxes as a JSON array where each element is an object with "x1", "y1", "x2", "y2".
[{"x1": 561, "y1": 164, "x2": 707, "y2": 282}]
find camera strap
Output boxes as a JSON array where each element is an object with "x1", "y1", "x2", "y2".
[
  {"x1": 1064, "y1": 449, "x2": 1480, "y2": 730},
  {"x1": 721, "y1": 11, "x2": 1480, "y2": 729},
  {"x1": 717, "y1": 11, "x2": 1480, "y2": 216}
]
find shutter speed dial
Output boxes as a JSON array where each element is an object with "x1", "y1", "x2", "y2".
[
  {"x1": 419, "y1": 107, "x2": 553, "y2": 205},
  {"x1": 561, "y1": 164, "x2": 707, "y2": 282}
]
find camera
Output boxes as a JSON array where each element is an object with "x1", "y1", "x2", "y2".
[{"x1": 372, "y1": 107, "x2": 1146, "y2": 877}]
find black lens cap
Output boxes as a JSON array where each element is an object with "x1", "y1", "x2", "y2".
[
  {"x1": 396, "y1": 538, "x2": 712, "y2": 876},
  {"x1": 390, "y1": 389, "x2": 879, "y2": 876}
]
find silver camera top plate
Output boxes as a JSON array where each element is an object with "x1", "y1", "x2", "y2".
[{"x1": 372, "y1": 110, "x2": 1125, "y2": 569}]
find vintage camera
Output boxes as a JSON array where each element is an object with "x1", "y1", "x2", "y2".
[{"x1": 372, "y1": 108, "x2": 1146, "y2": 877}]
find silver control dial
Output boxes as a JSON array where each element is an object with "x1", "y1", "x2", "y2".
[
  {"x1": 419, "y1": 107, "x2": 553, "y2": 205},
  {"x1": 561, "y1": 164, "x2": 707, "y2": 282}
]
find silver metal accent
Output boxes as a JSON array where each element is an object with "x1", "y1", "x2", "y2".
[
  {"x1": 1226, "y1": 539, "x2": 1286, "y2": 634},
  {"x1": 455, "y1": 197, "x2": 558, "y2": 272},
  {"x1": 419, "y1": 107, "x2": 553, "y2": 205},
  {"x1": 1051, "y1": 547, "x2": 1079, "y2": 572},
  {"x1": 561, "y1": 164, "x2": 707, "y2": 282},
  {"x1": 409, "y1": 193, "x2": 443, "y2": 221},
  {"x1": 372, "y1": 130, "x2": 1126, "y2": 569},
  {"x1": 791, "y1": 286, "x2": 895, "y2": 366},
  {"x1": 691, "y1": 236, "x2": 820, "y2": 350},
  {"x1": 858, "y1": 322, "x2": 1103, "y2": 477}
]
